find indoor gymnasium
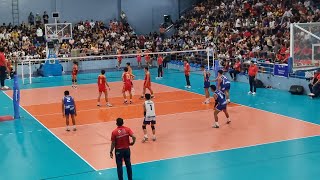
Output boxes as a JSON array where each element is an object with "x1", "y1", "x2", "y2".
[{"x1": 1, "y1": 0, "x2": 320, "y2": 180}]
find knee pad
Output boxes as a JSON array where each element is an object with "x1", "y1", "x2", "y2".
[
  {"x1": 142, "y1": 125, "x2": 146, "y2": 130},
  {"x1": 72, "y1": 79, "x2": 74, "y2": 83},
  {"x1": 74, "y1": 79, "x2": 77, "y2": 83},
  {"x1": 151, "y1": 125, "x2": 155, "y2": 130}
]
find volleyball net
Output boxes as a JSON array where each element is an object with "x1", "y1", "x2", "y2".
[{"x1": 19, "y1": 49, "x2": 212, "y2": 85}]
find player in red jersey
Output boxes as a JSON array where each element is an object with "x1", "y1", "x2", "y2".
[
  {"x1": 116, "y1": 49, "x2": 122, "y2": 70},
  {"x1": 136, "y1": 49, "x2": 142, "y2": 68},
  {"x1": 126, "y1": 62, "x2": 135, "y2": 94},
  {"x1": 97, "y1": 70, "x2": 112, "y2": 107},
  {"x1": 145, "y1": 49, "x2": 151, "y2": 67},
  {"x1": 122, "y1": 67, "x2": 133, "y2": 104},
  {"x1": 140, "y1": 67, "x2": 154, "y2": 99},
  {"x1": 72, "y1": 61, "x2": 78, "y2": 88}
]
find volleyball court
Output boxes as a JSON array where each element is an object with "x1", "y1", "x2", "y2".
[{"x1": 5, "y1": 49, "x2": 320, "y2": 172}]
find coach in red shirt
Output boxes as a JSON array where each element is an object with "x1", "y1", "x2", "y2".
[
  {"x1": 157, "y1": 54, "x2": 163, "y2": 78},
  {"x1": 0, "y1": 47, "x2": 8, "y2": 89},
  {"x1": 184, "y1": 59, "x2": 191, "y2": 88},
  {"x1": 110, "y1": 118, "x2": 136, "y2": 180},
  {"x1": 248, "y1": 61, "x2": 258, "y2": 95}
]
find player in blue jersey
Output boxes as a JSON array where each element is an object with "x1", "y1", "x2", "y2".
[
  {"x1": 210, "y1": 85, "x2": 231, "y2": 128},
  {"x1": 62, "y1": 90, "x2": 77, "y2": 131},
  {"x1": 201, "y1": 65, "x2": 211, "y2": 104},
  {"x1": 214, "y1": 70, "x2": 231, "y2": 103}
]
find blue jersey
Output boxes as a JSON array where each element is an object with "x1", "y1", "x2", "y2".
[
  {"x1": 220, "y1": 75, "x2": 230, "y2": 86},
  {"x1": 63, "y1": 96, "x2": 75, "y2": 110},
  {"x1": 214, "y1": 90, "x2": 227, "y2": 105}
]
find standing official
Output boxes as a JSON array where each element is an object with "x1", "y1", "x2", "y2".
[
  {"x1": 184, "y1": 59, "x2": 191, "y2": 88},
  {"x1": 248, "y1": 61, "x2": 258, "y2": 95},
  {"x1": 110, "y1": 118, "x2": 136, "y2": 180},
  {"x1": 0, "y1": 47, "x2": 9, "y2": 90}
]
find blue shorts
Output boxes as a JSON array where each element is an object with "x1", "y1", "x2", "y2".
[
  {"x1": 215, "y1": 103, "x2": 227, "y2": 111},
  {"x1": 143, "y1": 117, "x2": 156, "y2": 125},
  {"x1": 221, "y1": 83, "x2": 230, "y2": 92},
  {"x1": 65, "y1": 108, "x2": 75, "y2": 116},
  {"x1": 204, "y1": 82, "x2": 210, "y2": 88}
]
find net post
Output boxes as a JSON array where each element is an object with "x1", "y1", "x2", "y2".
[
  {"x1": 13, "y1": 74, "x2": 20, "y2": 119},
  {"x1": 312, "y1": 44, "x2": 315, "y2": 66},
  {"x1": 290, "y1": 23, "x2": 294, "y2": 60},
  {"x1": 21, "y1": 58, "x2": 25, "y2": 84},
  {"x1": 206, "y1": 49, "x2": 210, "y2": 70},
  {"x1": 28, "y1": 57, "x2": 32, "y2": 84}
]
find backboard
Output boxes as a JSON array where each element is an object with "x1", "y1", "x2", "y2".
[{"x1": 45, "y1": 23, "x2": 73, "y2": 41}]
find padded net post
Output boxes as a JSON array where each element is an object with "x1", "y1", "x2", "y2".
[{"x1": 13, "y1": 74, "x2": 20, "y2": 119}]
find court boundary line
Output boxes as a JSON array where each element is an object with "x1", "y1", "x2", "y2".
[
  {"x1": 33, "y1": 97, "x2": 216, "y2": 117},
  {"x1": 156, "y1": 82, "x2": 320, "y2": 127},
  {"x1": 2, "y1": 92, "x2": 98, "y2": 171},
  {"x1": 97, "y1": 134, "x2": 320, "y2": 171}
]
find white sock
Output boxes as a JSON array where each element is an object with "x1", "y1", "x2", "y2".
[
  {"x1": 153, "y1": 135, "x2": 156, "y2": 138},
  {"x1": 66, "y1": 126, "x2": 70, "y2": 130},
  {"x1": 215, "y1": 122, "x2": 219, "y2": 126},
  {"x1": 73, "y1": 125, "x2": 76, "y2": 129},
  {"x1": 144, "y1": 134, "x2": 148, "y2": 138}
]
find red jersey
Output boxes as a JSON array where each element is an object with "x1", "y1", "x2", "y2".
[
  {"x1": 184, "y1": 63, "x2": 190, "y2": 76},
  {"x1": 123, "y1": 72, "x2": 132, "y2": 83},
  {"x1": 117, "y1": 51, "x2": 122, "y2": 61},
  {"x1": 98, "y1": 75, "x2": 107, "y2": 92},
  {"x1": 137, "y1": 54, "x2": 142, "y2": 62},
  {"x1": 157, "y1": 56, "x2": 163, "y2": 65},
  {"x1": 233, "y1": 62, "x2": 241, "y2": 71},
  {"x1": 72, "y1": 64, "x2": 78, "y2": 75},
  {"x1": 248, "y1": 65, "x2": 258, "y2": 76},
  {"x1": 111, "y1": 126, "x2": 133, "y2": 149},
  {"x1": 145, "y1": 50, "x2": 150, "y2": 62},
  {"x1": 0, "y1": 52, "x2": 6, "y2": 67},
  {"x1": 122, "y1": 72, "x2": 132, "y2": 92},
  {"x1": 144, "y1": 72, "x2": 151, "y2": 87}
]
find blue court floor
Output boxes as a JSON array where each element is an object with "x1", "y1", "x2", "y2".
[{"x1": 1, "y1": 68, "x2": 320, "y2": 180}]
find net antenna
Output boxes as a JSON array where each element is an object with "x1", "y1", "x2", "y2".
[
  {"x1": 290, "y1": 22, "x2": 320, "y2": 70},
  {"x1": 45, "y1": 12, "x2": 72, "y2": 60}
]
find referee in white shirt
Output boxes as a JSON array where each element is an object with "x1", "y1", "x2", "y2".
[{"x1": 142, "y1": 93, "x2": 156, "y2": 143}]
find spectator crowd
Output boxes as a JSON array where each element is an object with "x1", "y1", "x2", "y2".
[{"x1": 0, "y1": 0, "x2": 319, "y2": 65}]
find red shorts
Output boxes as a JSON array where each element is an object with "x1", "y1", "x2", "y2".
[
  {"x1": 123, "y1": 83, "x2": 132, "y2": 92},
  {"x1": 117, "y1": 57, "x2": 122, "y2": 63},
  {"x1": 98, "y1": 86, "x2": 107, "y2": 93},
  {"x1": 144, "y1": 82, "x2": 151, "y2": 89},
  {"x1": 137, "y1": 56, "x2": 142, "y2": 62},
  {"x1": 72, "y1": 73, "x2": 77, "y2": 78}
]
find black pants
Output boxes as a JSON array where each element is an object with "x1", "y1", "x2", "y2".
[
  {"x1": 249, "y1": 75, "x2": 256, "y2": 93},
  {"x1": 185, "y1": 75, "x2": 190, "y2": 86},
  {"x1": 115, "y1": 148, "x2": 132, "y2": 180},
  {"x1": 158, "y1": 65, "x2": 163, "y2": 77},
  {"x1": 229, "y1": 70, "x2": 240, "y2": 80},
  {"x1": 162, "y1": 60, "x2": 167, "y2": 68},
  {"x1": 0, "y1": 66, "x2": 6, "y2": 87}
]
